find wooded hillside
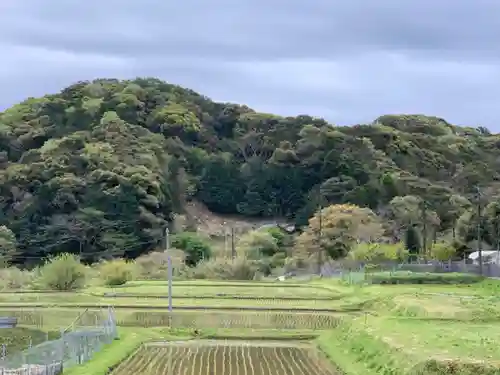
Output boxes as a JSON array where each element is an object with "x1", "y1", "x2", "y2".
[{"x1": 1, "y1": 78, "x2": 499, "y2": 265}]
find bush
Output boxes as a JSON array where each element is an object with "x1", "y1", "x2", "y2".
[
  {"x1": 172, "y1": 232, "x2": 212, "y2": 266},
  {"x1": 410, "y1": 359, "x2": 499, "y2": 375},
  {"x1": 367, "y1": 271, "x2": 483, "y2": 285},
  {"x1": 349, "y1": 242, "x2": 408, "y2": 262},
  {"x1": 238, "y1": 230, "x2": 279, "y2": 259},
  {"x1": 283, "y1": 256, "x2": 314, "y2": 273},
  {"x1": 253, "y1": 253, "x2": 287, "y2": 276},
  {"x1": 428, "y1": 241, "x2": 456, "y2": 261},
  {"x1": 265, "y1": 227, "x2": 286, "y2": 248},
  {"x1": 0, "y1": 267, "x2": 35, "y2": 290},
  {"x1": 36, "y1": 253, "x2": 87, "y2": 291},
  {"x1": 135, "y1": 250, "x2": 185, "y2": 280},
  {"x1": 184, "y1": 256, "x2": 259, "y2": 280},
  {"x1": 98, "y1": 259, "x2": 136, "y2": 286}
]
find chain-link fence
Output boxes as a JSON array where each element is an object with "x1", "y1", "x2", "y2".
[
  {"x1": 317, "y1": 258, "x2": 500, "y2": 283},
  {"x1": 0, "y1": 307, "x2": 117, "y2": 375}
]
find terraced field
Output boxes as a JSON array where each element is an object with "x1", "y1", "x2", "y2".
[
  {"x1": 5, "y1": 277, "x2": 500, "y2": 375},
  {"x1": 112, "y1": 341, "x2": 339, "y2": 375}
]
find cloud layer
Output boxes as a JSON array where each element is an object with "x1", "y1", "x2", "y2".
[{"x1": 1, "y1": 0, "x2": 500, "y2": 128}]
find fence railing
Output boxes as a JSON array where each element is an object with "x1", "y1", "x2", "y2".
[
  {"x1": 318, "y1": 259, "x2": 500, "y2": 279},
  {"x1": 0, "y1": 307, "x2": 117, "y2": 375}
]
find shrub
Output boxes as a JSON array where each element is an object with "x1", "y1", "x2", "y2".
[
  {"x1": 238, "y1": 230, "x2": 279, "y2": 259},
  {"x1": 172, "y1": 232, "x2": 212, "y2": 266},
  {"x1": 135, "y1": 250, "x2": 185, "y2": 280},
  {"x1": 367, "y1": 271, "x2": 483, "y2": 285},
  {"x1": 36, "y1": 253, "x2": 87, "y2": 291},
  {"x1": 0, "y1": 267, "x2": 35, "y2": 290},
  {"x1": 184, "y1": 256, "x2": 259, "y2": 280},
  {"x1": 283, "y1": 256, "x2": 313, "y2": 273},
  {"x1": 411, "y1": 359, "x2": 499, "y2": 375},
  {"x1": 98, "y1": 259, "x2": 136, "y2": 286},
  {"x1": 349, "y1": 242, "x2": 408, "y2": 262},
  {"x1": 266, "y1": 227, "x2": 286, "y2": 248},
  {"x1": 428, "y1": 241, "x2": 456, "y2": 261}
]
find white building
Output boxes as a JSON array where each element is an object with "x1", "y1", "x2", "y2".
[{"x1": 469, "y1": 250, "x2": 500, "y2": 265}]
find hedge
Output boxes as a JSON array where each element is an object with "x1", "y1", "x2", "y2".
[{"x1": 366, "y1": 271, "x2": 484, "y2": 285}]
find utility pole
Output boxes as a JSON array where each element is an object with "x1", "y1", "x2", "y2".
[
  {"x1": 223, "y1": 222, "x2": 228, "y2": 257},
  {"x1": 476, "y1": 187, "x2": 483, "y2": 276},
  {"x1": 421, "y1": 201, "x2": 427, "y2": 261},
  {"x1": 165, "y1": 228, "x2": 170, "y2": 252},
  {"x1": 165, "y1": 227, "x2": 172, "y2": 312},
  {"x1": 496, "y1": 216, "x2": 500, "y2": 264},
  {"x1": 231, "y1": 226, "x2": 236, "y2": 260},
  {"x1": 317, "y1": 199, "x2": 323, "y2": 275},
  {"x1": 496, "y1": 217, "x2": 500, "y2": 265}
]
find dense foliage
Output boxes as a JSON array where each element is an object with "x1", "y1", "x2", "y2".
[
  {"x1": 1, "y1": 78, "x2": 500, "y2": 266},
  {"x1": 296, "y1": 204, "x2": 384, "y2": 260}
]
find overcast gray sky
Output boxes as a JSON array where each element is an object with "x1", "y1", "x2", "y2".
[{"x1": 1, "y1": 0, "x2": 500, "y2": 129}]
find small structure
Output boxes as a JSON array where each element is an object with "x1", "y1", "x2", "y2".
[
  {"x1": 469, "y1": 250, "x2": 500, "y2": 265},
  {"x1": 0, "y1": 317, "x2": 17, "y2": 328}
]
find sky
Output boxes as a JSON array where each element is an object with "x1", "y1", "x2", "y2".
[{"x1": 1, "y1": 0, "x2": 500, "y2": 130}]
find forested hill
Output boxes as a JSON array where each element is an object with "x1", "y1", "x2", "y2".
[{"x1": 1, "y1": 78, "x2": 499, "y2": 265}]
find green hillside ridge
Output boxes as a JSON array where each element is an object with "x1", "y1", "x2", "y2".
[{"x1": 1, "y1": 77, "x2": 499, "y2": 266}]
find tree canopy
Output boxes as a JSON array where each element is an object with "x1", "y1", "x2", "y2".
[{"x1": 1, "y1": 78, "x2": 500, "y2": 265}]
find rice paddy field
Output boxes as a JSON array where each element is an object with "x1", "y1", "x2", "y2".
[
  {"x1": 2, "y1": 276, "x2": 500, "y2": 374},
  {"x1": 112, "y1": 341, "x2": 339, "y2": 375}
]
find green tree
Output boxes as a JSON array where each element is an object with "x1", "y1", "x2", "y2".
[
  {"x1": 238, "y1": 230, "x2": 280, "y2": 259},
  {"x1": 172, "y1": 232, "x2": 212, "y2": 266},
  {"x1": 2, "y1": 78, "x2": 500, "y2": 267},
  {"x1": 0, "y1": 226, "x2": 17, "y2": 267},
  {"x1": 296, "y1": 204, "x2": 384, "y2": 260},
  {"x1": 37, "y1": 253, "x2": 87, "y2": 291},
  {"x1": 404, "y1": 225, "x2": 423, "y2": 261}
]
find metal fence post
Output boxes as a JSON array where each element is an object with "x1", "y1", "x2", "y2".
[{"x1": 60, "y1": 328, "x2": 65, "y2": 368}]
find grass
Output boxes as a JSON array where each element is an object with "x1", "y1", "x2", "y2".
[
  {"x1": 0, "y1": 308, "x2": 345, "y2": 330},
  {"x1": 3, "y1": 277, "x2": 500, "y2": 374},
  {"x1": 362, "y1": 316, "x2": 500, "y2": 361},
  {"x1": 0, "y1": 296, "x2": 351, "y2": 309},
  {"x1": 0, "y1": 327, "x2": 59, "y2": 354},
  {"x1": 90, "y1": 282, "x2": 338, "y2": 297},
  {"x1": 318, "y1": 315, "x2": 500, "y2": 375},
  {"x1": 314, "y1": 278, "x2": 500, "y2": 375}
]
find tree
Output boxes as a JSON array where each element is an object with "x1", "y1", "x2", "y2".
[
  {"x1": 320, "y1": 176, "x2": 357, "y2": 204},
  {"x1": 429, "y1": 241, "x2": 456, "y2": 261},
  {"x1": 171, "y1": 232, "x2": 212, "y2": 267},
  {"x1": 448, "y1": 195, "x2": 472, "y2": 239},
  {"x1": 388, "y1": 195, "x2": 440, "y2": 247},
  {"x1": 237, "y1": 230, "x2": 280, "y2": 259},
  {"x1": 295, "y1": 204, "x2": 384, "y2": 260},
  {"x1": 404, "y1": 225, "x2": 422, "y2": 261},
  {"x1": 0, "y1": 226, "x2": 17, "y2": 267},
  {"x1": 149, "y1": 103, "x2": 201, "y2": 142},
  {"x1": 455, "y1": 198, "x2": 500, "y2": 250},
  {"x1": 1, "y1": 78, "x2": 500, "y2": 267},
  {"x1": 389, "y1": 195, "x2": 423, "y2": 226},
  {"x1": 349, "y1": 243, "x2": 408, "y2": 262}
]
